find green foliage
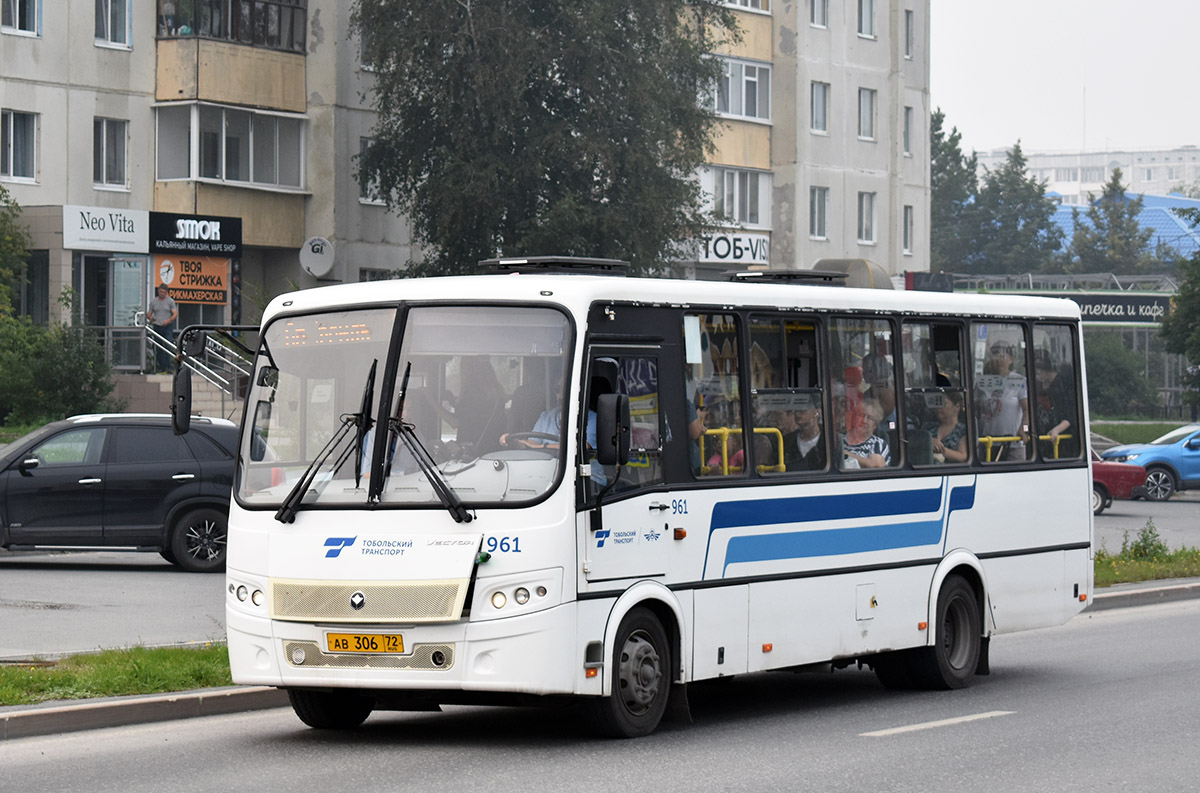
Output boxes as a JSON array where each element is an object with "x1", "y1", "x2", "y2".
[
  {"x1": 1083, "y1": 331, "x2": 1160, "y2": 416},
  {"x1": 1119, "y1": 520, "x2": 1169, "y2": 560},
  {"x1": 1160, "y1": 207, "x2": 1200, "y2": 369},
  {"x1": 1065, "y1": 169, "x2": 1162, "y2": 274},
  {"x1": 1090, "y1": 422, "x2": 1178, "y2": 444},
  {"x1": 0, "y1": 183, "x2": 33, "y2": 314},
  {"x1": 0, "y1": 312, "x2": 122, "y2": 425},
  {"x1": 970, "y1": 142, "x2": 1065, "y2": 273},
  {"x1": 352, "y1": 0, "x2": 739, "y2": 275},
  {"x1": 929, "y1": 108, "x2": 979, "y2": 273},
  {"x1": 0, "y1": 644, "x2": 232, "y2": 706}
]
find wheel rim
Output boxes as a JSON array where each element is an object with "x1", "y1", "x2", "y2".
[
  {"x1": 1091, "y1": 488, "x2": 1102, "y2": 512},
  {"x1": 617, "y1": 629, "x2": 662, "y2": 716},
  {"x1": 942, "y1": 596, "x2": 972, "y2": 671},
  {"x1": 1146, "y1": 471, "x2": 1172, "y2": 500},
  {"x1": 185, "y1": 517, "x2": 226, "y2": 562}
]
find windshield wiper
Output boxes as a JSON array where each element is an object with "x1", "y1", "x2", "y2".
[
  {"x1": 275, "y1": 361, "x2": 377, "y2": 524},
  {"x1": 379, "y1": 361, "x2": 472, "y2": 523}
]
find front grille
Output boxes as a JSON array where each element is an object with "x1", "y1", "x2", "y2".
[
  {"x1": 270, "y1": 578, "x2": 468, "y2": 623},
  {"x1": 283, "y1": 640, "x2": 455, "y2": 670}
]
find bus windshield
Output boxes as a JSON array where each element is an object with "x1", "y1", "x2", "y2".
[{"x1": 238, "y1": 304, "x2": 573, "y2": 510}]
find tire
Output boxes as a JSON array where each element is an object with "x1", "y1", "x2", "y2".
[
  {"x1": 873, "y1": 650, "x2": 917, "y2": 690},
  {"x1": 1091, "y1": 484, "x2": 1107, "y2": 515},
  {"x1": 910, "y1": 575, "x2": 981, "y2": 690},
  {"x1": 169, "y1": 507, "x2": 228, "y2": 573},
  {"x1": 1144, "y1": 467, "x2": 1176, "y2": 502},
  {"x1": 588, "y1": 607, "x2": 671, "y2": 738},
  {"x1": 288, "y1": 689, "x2": 374, "y2": 730},
  {"x1": 159, "y1": 547, "x2": 178, "y2": 565}
]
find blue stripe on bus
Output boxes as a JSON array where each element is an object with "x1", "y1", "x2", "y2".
[
  {"x1": 724, "y1": 519, "x2": 945, "y2": 566},
  {"x1": 705, "y1": 478, "x2": 977, "y2": 577}
]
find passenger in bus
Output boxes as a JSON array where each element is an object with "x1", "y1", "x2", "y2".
[
  {"x1": 925, "y1": 391, "x2": 968, "y2": 463},
  {"x1": 783, "y1": 407, "x2": 826, "y2": 471},
  {"x1": 707, "y1": 433, "x2": 743, "y2": 473},
  {"x1": 976, "y1": 344, "x2": 1029, "y2": 461},
  {"x1": 446, "y1": 357, "x2": 508, "y2": 456},
  {"x1": 687, "y1": 395, "x2": 709, "y2": 473},
  {"x1": 1034, "y1": 350, "x2": 1077, "y2": 459},
  {"x1": 500, "y1": 377, "x2": 595, "y2": 451},
  {"x1": 840, "y1": 399, "x2": 890, "y2": 469}
]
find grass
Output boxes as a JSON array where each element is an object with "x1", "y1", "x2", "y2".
[
  {"x1": 1094, "y1": 520, "x2": 1200, "y2": 588},
  {"x1": 0, "y1": 644, "x2": 232, "y2": 707},
  {"x1": 1090, "y1": 422, "x2": 1180, "y2": 445}
]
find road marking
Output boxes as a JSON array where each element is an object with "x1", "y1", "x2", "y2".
[{"x1": 860, "y1": 710, "x2": 1015, "y2": 737}]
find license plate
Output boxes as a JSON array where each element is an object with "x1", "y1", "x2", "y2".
[{"x1": 326, "y1": 632, "x2": 404, "y2": 654}]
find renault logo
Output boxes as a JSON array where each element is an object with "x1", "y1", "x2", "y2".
[{"x1": 350, "y1": 591, "x2": 366, "y2": 611}]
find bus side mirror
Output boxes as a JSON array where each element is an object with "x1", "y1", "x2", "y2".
[
  {"x1": 172, "y1": 367, "x2": 193, "y2": 435},
  {"x1": 181, "y1": 328, "x2": 207, "y2": 357},
  {"x1": 595, "y1": 393, "x2": 630, "y2": 467}
]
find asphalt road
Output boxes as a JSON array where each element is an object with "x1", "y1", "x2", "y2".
[
  {"x1": 1093, "y1": 491, "x2": 1200, "y2": 553},
  {"x1": 5, "y1": 599, "x2": 1200, "y2": 793}
]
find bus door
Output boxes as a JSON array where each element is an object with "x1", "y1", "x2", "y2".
[{"x1": 580, "y1": 347, "x2": 671, "y2": 584}]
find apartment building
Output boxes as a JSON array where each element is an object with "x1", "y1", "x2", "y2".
[
  {"x1": 2, "y1": 0, "x2": 930, "y2": 353},
  {"x1": 976, "y1": 145, "x2": 1200, "y2": 206},
  {"x1": 693, "y1": 0, "x2": 930, "y2": 278}
]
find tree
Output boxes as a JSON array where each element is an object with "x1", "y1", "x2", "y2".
[
  {"x1": 0, "y1": 183, "x2": 32, "y2": 314},
  {"x1": 1171, "y1": 178, "x2": 1200, "y2": 200},
  {"x1": 353, "y1": 0, "x2": 739, "y2": 276},
  {"x1": 929, "y1": 109, "x2": 978, "y2": 273},
  {"x1": 1161, "y1": 208, "x2": 1200, "y2": 370},
  {"x1": 1083, "y1": 331, "x2": 1160, "y2": 417},
  {"x1": 970, "y1": 142, "x2": 1064, "y2": 274},
  {"x1": 1064, "y1": 169, "x2": 1159, "y2": 274}
]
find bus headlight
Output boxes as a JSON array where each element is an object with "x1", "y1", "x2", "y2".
[
  {"x1": 514, "y1": 587, "x2": 530, "y2": 605},
  {"x1": 491, "y1": 591, "x2": 507, "y2": 609}
]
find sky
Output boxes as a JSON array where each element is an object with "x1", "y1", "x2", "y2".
[{"x1": 930, "y1": 0, "x2": 1200, "y2": 155}]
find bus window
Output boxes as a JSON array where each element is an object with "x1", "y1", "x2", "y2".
[
  {"x1": 972, "y1": 322, "x2": 1031, "y2": 463},
  {"x1": 829, "y1": 317, "x2": 897, "y2": 469},
  {"x1": 903, "y1": 321, "x2": 969, "y2": 465},
  {"x1": 683, "y1": 313, "x2": 744, "y2": 477},
  {"x1": 584, "y1": 354, "x2": 665, "y2": 496},
  {"x1": 1033, "y1": 324, "x2": 1081, "y2": 460},
  {"x1": 749, "y1": 316, "x2": 827, "y2": 474}
]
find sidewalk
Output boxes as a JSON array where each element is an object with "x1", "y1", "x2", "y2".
[{"x1": 3, "y1": 577, "x2": 1198, "y2": 741}]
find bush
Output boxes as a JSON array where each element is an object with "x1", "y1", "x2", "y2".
[
  {"x1": 1084, "y1": 331, "x2": 1161, "y2": 417},
  {"x1": 0, "y1": 315, "x2": 123, "y2": 425}
]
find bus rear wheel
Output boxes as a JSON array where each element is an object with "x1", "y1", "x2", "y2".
[
  {"x1": 910, "y1": 575, "x2": 981, "y2": 690},
  {"x1": 588, "y1": 607, "x2": 671, "y2": 738},
  {"x1": 288, "y1": 689, "x2": 374, "y2": 730}
]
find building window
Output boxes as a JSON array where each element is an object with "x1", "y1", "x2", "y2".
[
  {"x1": 727, "y1": 0, "x2": 769, "y2": 10},
  {"x1": 157, "y1": 103, "x2": 303, "y2": 188},
  {"x1": 810, "y1": 82, "x2": 829, "y2": 133},
  {"x1": 1168, "y1": 166, "x2": 1180, "y2": 180},
  {"x1": 93, "y1": 118, "x2": 127, "y2": 187},
  {"x1": 809, "y1": 186, "x2": 828, "y2": 239},
  {"x1": 811, "y1": 0, "x2": 827, "y2": 27},
  {"x1": 903, "y1": 106, "x2": 913, "y2": 154},
  {"x1": 716, "y1": 58, "x2": 771, "y2": 122},
  {"x1": 95, "y1": 0, "x2": 130, "y2": 45},
  {"x1": 1054, "y1": 168, "x2": 1078, "y2": 181},
  {"x1": 1081, "y1": 167, "x2": 1104, "y2": 182},
  {"x1": 857, "y1": 88, "x2": 876, "y2": 140},
  {"x1": 858, "y1": 0, "x2": 875, "y2": 37},
  {"x1": 857, "y1": 191, "x2": 876, "y2": 243},
  {"x1": 1145, "y1": 168, "x2": 1154, "y2": 181},
  {"x1": 903, "y1": 205, "x2": 913, "y2": 253},
  {"x1": 1, "y1": 109, "x2": 36, "y2": 180},
  {"x1": 904, "y1": 9, "x2": 913, "y2": 57},
  {"x1": 358, "y1": 137, "x2": 384, "y2": 203},
  {"x1": 2, "y1": 0, "x2": 38, "y2": 33},
  {"x1": 712, "y1": 167, "x2": 767, "y2": 226},
  {"x1": 158, "y1": 0, "x2": 307, "y2": 54}
]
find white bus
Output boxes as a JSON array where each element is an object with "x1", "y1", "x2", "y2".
[{"x1": 176, "y1": 258, "x2": 1092, "y2": 737}]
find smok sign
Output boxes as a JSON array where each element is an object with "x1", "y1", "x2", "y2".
[
  {"x1": 62, "y1": 205, "x2": 149, "y2": 253},
  {"x1": 699, "y1": 232, "x2": 769, "y2": 264},
  {"x1": 149, "y1": 212, "x2": 242, "y2": 257}
]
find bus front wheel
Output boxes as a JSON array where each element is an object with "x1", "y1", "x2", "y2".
[
  {"x1": 288, "y1": 689, "x2": 374, "y2": 730},
  {"x1": 588, "y1": 607, "x2": 671, "y2": 738},
  {"x1": 911, "y1": 575, "x2": 981, "y2": 690}
]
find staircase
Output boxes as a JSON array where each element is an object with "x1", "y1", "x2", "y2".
[{"x1": 113, "y1": 373, "x2": 244, "y2": 424}]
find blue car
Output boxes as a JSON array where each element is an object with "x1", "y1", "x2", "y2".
[{"x1": 1100, "y1": 424, "x2": 1200, "y2": 501}]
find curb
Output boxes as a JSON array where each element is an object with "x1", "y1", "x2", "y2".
[
  {"x1": 1088, "y1": 580, "x2": 1200, "y2": 611},
  {"x1": 0, "y1": 686, "x2": 288, "y2": 741}
]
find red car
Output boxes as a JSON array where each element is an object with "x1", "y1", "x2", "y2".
[{"x1": 1091, "y1": 449, "x2": 1148, "y2": 515}]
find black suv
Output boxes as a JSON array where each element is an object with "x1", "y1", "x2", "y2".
[{"x1": 0, "y1": 414, "x2": 236, "y2": 572}]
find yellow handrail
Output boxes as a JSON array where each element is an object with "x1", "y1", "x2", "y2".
[
  {"x1": 698, "y1": 426, "x2": 786, "y2": 475},
  {"x1": 978, "y1": 433, "x2": 1074, "y2": 461}
]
